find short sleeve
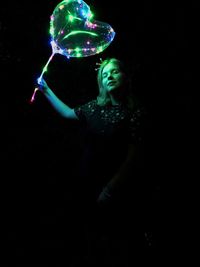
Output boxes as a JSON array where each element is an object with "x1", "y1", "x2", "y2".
[
  {"x1": 129, "y1": 107, "x2": 147, "y2": 143},
  {"x1": 74, "y1": 105, "x2": 85, "y2": 121},
  {"x1": 74, "y1": 100, "x2": 96, "y2": 122}
]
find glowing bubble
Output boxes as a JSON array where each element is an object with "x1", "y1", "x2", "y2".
[
  {"x1": 30, "y1": 0, "x2": 115, "y2": 103},
  {"x1": 50, "y1": 0, "x2": 116, "y2": 57}
]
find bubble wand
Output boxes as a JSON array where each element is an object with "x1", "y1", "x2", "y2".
[{"x1": 30, "y1": 0, "x2": 115, "y2": 103}]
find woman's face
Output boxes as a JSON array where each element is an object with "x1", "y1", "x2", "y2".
[{"x1": 101, "y1": 62, "x2": 126, "y2": 93}]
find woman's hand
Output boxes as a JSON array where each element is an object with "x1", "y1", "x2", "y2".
[{"x1": 37, "y1": 77, "x2": 49, "y2": 93}]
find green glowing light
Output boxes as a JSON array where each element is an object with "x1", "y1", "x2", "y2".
[
  {"x1": 63, "y1": 30, "x2": 98, "y2": 40},
  {"x1": 68, "y1": 14, "x2": 74, "y2": 22},
  {"x1": 89, "y1": 12, "x2": 94, "y2": 19},
  {"x1": 50, "y1": 26, "x2": 54, "y2": 36},
  {"x1": 67, "y1": 13, "x2": 82, "y2": 22},
  {"x1": 97, "y1": 46, "x2": 103, "y2": 53}
]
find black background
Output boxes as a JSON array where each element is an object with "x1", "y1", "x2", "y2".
[{"x1": 1, "y1": 0, "x2": 197, "y2": 265}]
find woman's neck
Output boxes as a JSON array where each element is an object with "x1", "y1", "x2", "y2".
[
  {"x1": 108, "y1": 86, "x2": 126, "y2": 105},
  {"x1": 110, "y1": 96, "x2": 121, "y2": 105}
]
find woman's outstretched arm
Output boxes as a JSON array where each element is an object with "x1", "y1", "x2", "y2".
[{"x1": 37, "y1": 78, "x2": 78, "y2": 120}]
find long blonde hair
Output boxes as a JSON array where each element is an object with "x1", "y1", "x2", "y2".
[{"x1": 96, "y1": 58, "x2": 134, "y2": 109}]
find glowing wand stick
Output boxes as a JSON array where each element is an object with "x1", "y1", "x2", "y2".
[
  {"x1": 30, "y1": 40, "x2": 70, "y2": 103},
  {"x1": 30, "y1": 52, "x2": 54, "y2": 103}
]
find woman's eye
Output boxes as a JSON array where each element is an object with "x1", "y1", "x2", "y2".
[
  {"x1": 112, "y1": 70, "x2": 118, "y2": 75},
  {"x1": 102, "y1": 69, "x2": 120, "y2": 78}
]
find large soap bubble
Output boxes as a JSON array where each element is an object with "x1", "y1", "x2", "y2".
[
  {"x1": 30, "y1": 0, "x2": 115, "y2": 102},
  {"x1": 50, "y1": 0, "x2": 116, "y2": 57}
]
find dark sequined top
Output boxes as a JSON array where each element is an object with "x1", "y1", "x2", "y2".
[
  {"x1": 74, "y1": 99, "x2": 147, "y2": 188},
  {"x1": 74, "y1": 100, "x2": 145, "y2": 141}
]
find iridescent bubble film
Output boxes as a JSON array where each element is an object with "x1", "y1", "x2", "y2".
[{"x1": 50, "y1": 0, "x2": 116, "y2": 57}]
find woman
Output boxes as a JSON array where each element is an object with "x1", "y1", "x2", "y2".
[
  {"x1": 37, "y1": 57, "x2": 148, "y2": 265},
  {"x1": 37, "y1": 57, "x2": 146, "y2": 204}
]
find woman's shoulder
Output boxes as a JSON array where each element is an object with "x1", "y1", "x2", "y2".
[
  {"x1": 75, "y1": 99, "x2": 96, "y2": 109},
  {"x1": 74, "y1": 99, "x2": 97, "y2": 118},
  {"x1": 81, "y1": 99, "x2": 98, "y2": 111}
]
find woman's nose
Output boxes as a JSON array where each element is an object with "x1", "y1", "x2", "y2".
[{"x1": 107, "y1": 73, "x2": 113, "y2": 79}]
